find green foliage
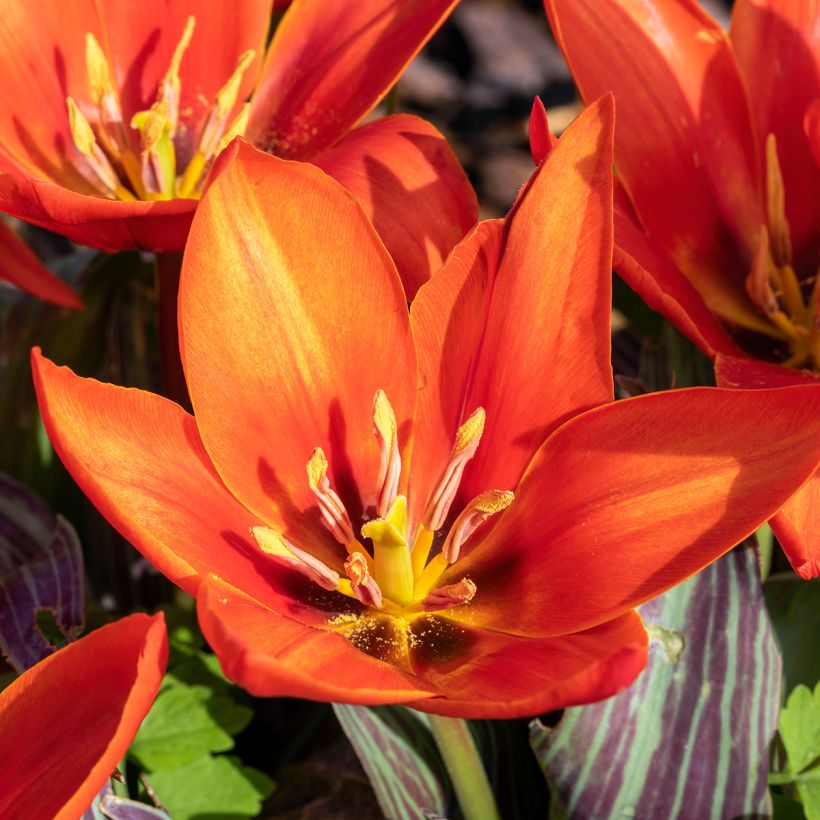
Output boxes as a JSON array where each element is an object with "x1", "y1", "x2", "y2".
[
  {"x1": 147, "y1": 755, "x2": 274, "y2": 820},
  {"x1": 774, "y1": 683, "x2": 820, "y2": 819}
]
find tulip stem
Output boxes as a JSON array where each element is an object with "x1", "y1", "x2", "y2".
[
  {"x1": 426, "y1": 714, "x2": 500, "y2": 820},
  {"x1": 155, "y1": 252, "x2": 191, "y2": 411}
]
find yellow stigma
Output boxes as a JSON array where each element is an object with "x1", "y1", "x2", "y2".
[
  {"x1": 362, "y1": 495, "x2": 414, "y2": 606},
  {"x1": 361, "y1": 495, "x2": 408, "y2": 549}
]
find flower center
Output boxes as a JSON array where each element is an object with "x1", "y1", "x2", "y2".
[
  {"x1": 66, "y1": 18, "x2": 254, "y2": 202},
  {"x1": 251, "y1": 390, "x2": 514, "y2": 622},
  {"x1": 745, "y1": 133, "x2": 820, "y2": 369}
]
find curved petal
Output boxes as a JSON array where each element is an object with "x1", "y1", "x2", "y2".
[
  {"x1": 197, "y1": 574, "x2": 434, "y2": 704},
  {"x1": 312, "y1": 114, "x2": 477, "y2": 300},
  {"x1": 0, "y1": 613, "x2": 167, "y2": 820},
  {"x1": 404, "y1": 611, "x2": 648, "y2": 719},
  {"x1": 0, "y1": 220, "x2": 81, "y2": 307},
  {"x1": 411, "y1": 98, "x2": 615, "y2": 519},
  {"x1": 731, "y1": 0, "x2": 820, "y2": 265},
  {"x1": 613, "y1": 208, "x2": 747, "y2": 357},
  {"x1": 247, "y1": 0, "x2": 458, "y2": 158},
  {"x1": 0, "y1": 167, "x2": 195, "y2": 252},
  {"x1": 180, "y1": 140, "x2": 417, "y2": 536},
  {"x1": 715, "y1": 353, "x2": 820, "y2": 579},
  {"x1": 544, "y1": 0, "x2": 763, "y2": 328},
  {"x1": 31, "y1": 350, "x2": 311, "y2": 605},
  {"x1": 450, "y1": 385, "x2": 820, "y2": 637}
]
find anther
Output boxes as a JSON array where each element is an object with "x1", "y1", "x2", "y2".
[
  {"x1": 307, "y1": 448, "x2": 356, "y2": 545},
  {"x1": 132, "y1": 101, "x2": 174, "y2": 198},
  {"x1": 344, "y1": 553, "x2": 383, "y2": 608},
  {"x1": 746, "y1": 227, "x2": 779, "y2": 316},
  {"x1": 85, "y1": 33, "x2": 124, "y2": 141},
  {"x1": 423, "y1": 407, "x2": 486, "y2": 531},
  {"x1": 252, "y1": 525, "x2": 339, "y2": 590},
  {"x1": 159, "y1": 16, "x2": 196, "y2": 136},
  {"x1": 373, "y1": 390, "x2": 401, "y2": 516},
  {"x1": 442, "y1": 490, "x2": 514, "y2": 563},
  {"x1": 765, "y1": 133, "x2": 793, "y2": 267},
  {"x1": 421, "y1": 578, "x2": 476, "y2": 611}
]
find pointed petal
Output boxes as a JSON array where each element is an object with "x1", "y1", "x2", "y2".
[
  {"x1": 247, "y1": 0, "x2": 458, "y2": 158},
  {"x1": 613, "y1": 208, "x2": 747, "y2": 357},
  {"x1": 0, "y1": 613, "x2": 166, "y2": 820},
  {"x1": 312, "y1": 114, "x2": 477, "y2": 300},
  {"x1": 30, "y1": 350, "x2": 311, "y2": 604},
  {"x1": 411, "y1": 98, "x2": 615, "y2": 517},
  {"x1": 529, "y1": 96, "x2": 558, "y2": 166},
  {"x1": 450, "y1": 385, "x2": 820, "y2": 637},
  {"x1": 731, "y1": 0, "x2": 820, "y2": 264},
  {"x1": 197, "y1": 574, "x2": 434, "y2": 704},
  {"x1": 545, "y1": 0, "x2": 762, "y2": 326},
  {"x1": 0, "y1": 167, "x2": 195, "y2": 252},
  {"x1": 0, "y1": 221, "x2": 81, "y2": 308},
  {"x1": 405, "y1": 611, "x2": 648, "y2": 719},
  {"x1": 715, "y1": 353, "x2": 820, "y2": 579},
  {"x1": 180, "y1": 140, "x2": 417, "y2": 534}
]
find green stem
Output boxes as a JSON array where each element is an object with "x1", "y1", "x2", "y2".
[
  {"x1": 154, "y1": 251, "x2": 191, "y2": 411},
  {"x1": 426, "y1": 714, "x2": 500, "y2": 820},
  {"x1": 756, "y1": 522, "x2": 774, "y2": 581}
]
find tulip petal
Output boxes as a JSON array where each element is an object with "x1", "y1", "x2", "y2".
[
  {"x1": 247, "y1": 0, "x2": 457, "y2": 158},
  {"x1": 31, "y1": 350, "x2": 310, "y2": 605},
  {"x1": 0, "y1": 221, "x2": 81, "y2": 308},
  {"x1": 312, "y1": 114, "x2": 477, "y2": 300},
  {"x1": 715, "y1": 353, "x2": 820, "y2": 579},
  {"x1": 404, "y1": 611, "x2": 648, "y2": 719},
  {"x1": 0, "y1": 613, "x2": 167, "y2": 820},
  {"x1": 613, "y1": 208, "x2": 747, "y2": 356},
  {"x1": 731, "y1": 0, "x2": 820, "y2": 264},
  {"x1": 411, "y1": 98, "x2": 615, "y2": 516},
  {"x1": 450, "y1": 385, "x2": 820, "y2": 637},
  {"x1": 0, "y1": 168, "x2": 195, "y2": 252},
  {"x1": 180, "y1": 141, "x2": 417, "y2": 538},
  {"x1": 197, "y1": 574, "x2": 434, "y2": 704},
  {"x1": 545, "y1": 0, "x2": 762, "y2": 328}
]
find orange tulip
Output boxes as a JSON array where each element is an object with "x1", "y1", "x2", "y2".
[
  {"x1": 544, "y1": 0, "x2": 820, "y2": 577},
  {"x1": 32, "y1": 98, "x2": 820, "y2": 718},
  {"x1": 0, "y1": 220, "x2": 81, "y2": 307},
  {"x1": 0, "y1": 613, "x2": 167, "y2": 820},
  {"x1": 0, "y1": 0, "x2": 475, "y2": 297}
]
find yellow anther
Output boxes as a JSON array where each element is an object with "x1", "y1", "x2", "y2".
[
  {"x1": 251, "y1": 525, "x2": 340, "y2": 590},
  {"x1": 132, "y1": 101, "x2": 170, "y2": 151},
  {"x1": 454, "y1": 407, "x2": 485, "y2": 455},
  {"x1": 373, "y1": 389, "x2": 401, "y2": 516},
  {"x1": 344, "y1": 552, "x2": 383, "y2": 608},
  {"x1": 442, "y1": 489, "x2": 514, "y2": 563},
  {"x1": 67, "y1": 97, "x2": 98, "y2": 156},
  {"x1": 421, "y1": 577, "x2": 477, "y2": 612},
  {"x1": 85, "y1": 33, "x2": 116, "y2": 105},
  {"x1": 160, "y1": 16, "x2": 196, "y2": 135},
  {"x1": 373, "y1": 389, "x2": 397, "y2": 449},
  {"x1": 765, "y1": 133, "x2": 793, "y2": 266},
  {"x1": 215, "y1": 103, "x2": 250, "y2": 155},
  {"x1": 307, "y1": 447, "x2": 329, "y2": 491},
  {"x1": 214, "y1": 50, "x2": 256, "y2": 117}
]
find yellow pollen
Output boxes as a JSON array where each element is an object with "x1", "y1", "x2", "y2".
[
  {"x1": 251, "y1": 525, "x2": 291, "y2": 558},
  {"x1": 306, "y1": 447, "x2": 329, "y2": 491},
  {"x1": 470, "y1": 489, "x2": 515, "y2": 515},
  {"x1": 453, "y1": 407, "x2": 485, "y2": 455}
]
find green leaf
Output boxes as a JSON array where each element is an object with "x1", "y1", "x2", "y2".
[
  {"x1": 531, "y1": 544, "x2": 780, "y2": 818},
  {"x1": 778, "y1": 683, "x2": 820, "y2": 818},
  {"x1": 146, "y1": 755, "x2": 274, "y2": 820},
  {"x1": 334, "y1": 704, "x2": 452, "y2": 819},
  {"x1": 129, "y1": 682, "x2": 250, "y2": 771}
]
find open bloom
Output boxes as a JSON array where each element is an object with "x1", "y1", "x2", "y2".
[
  {"x1": 0, "y1": 221, "x2": 80, "y2": 307},
  {"x1": 0, "y1": 0, "x2": 475, "y2": 296},
  {"x1": 33, "y1": 99, "x2": 820, "y2": 718},
  {"x1": 544, "y1": 0, "x2": 820, "y2": 577},
  {"x1": 0, "y1": 613, "x2": 166, "y2": 820}
]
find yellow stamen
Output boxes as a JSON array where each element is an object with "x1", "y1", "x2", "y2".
[
  {"x1": 252, "y1": 525, "x2": 340, "y2": 590},
  {"x1": 454, "y1": 407, "x2": 486, "y2": 456},
  {"x1": 214, "y1": 50, "x2": 256, "y2": 117},
  {"x1": 215, "y1": 103, "x2": 250, "y2": 154},
  {"x1": 766, "y1": 133, "x2": 793, "y2": 266},
  {"x1": 413, "y1": 553, "x2": 449, "y2": 601},
  {"x1": 160, "y1": 15, "x2": 195, "y2": 135},
  {"x1": 373, "y1": 389, "x2": 401, "y2": 516},
  {"x1": 411, "y1": 525, "x2": 435, "y2": 578},
  {"x1": 67, "y1": 97, "x2": 99, "y2": 156}
]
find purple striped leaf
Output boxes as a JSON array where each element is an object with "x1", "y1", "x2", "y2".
[
  {"x1": 0, "y1": 472, "x2": 84, "y2": 672},
  {"x1": 81, "y1": 782, "x2": 170, "y2": 820},
  {"x1": 334, "y1": 704, "x2": 451, "y2": 819},
  {"x1": 531, "y1": 543, "x2": 780, "y2": 818}
]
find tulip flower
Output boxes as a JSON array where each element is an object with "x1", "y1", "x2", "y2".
[
  {"x1": 0, "y1": 221, "x2": 80, "y2": 307},
  {"x1": 544, "y1": 0, "x2": 820, "y2": 577},
  {"x1": 32, "y1": 98, "x2": 820, "y2": 718},
  {"x1": 0, "y1": 0, "x2": 475, "y2": 296},
  {"x1": 0, "y1": 613, "x2": 167, "y2": 819}
]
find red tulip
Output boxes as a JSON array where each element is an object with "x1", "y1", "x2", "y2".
[
  {"x1": 32, "y1": 98, "x2": 820, "y2": 717},
  {"x1": 0, "y1": 0, "x2": 475, "y2": 296},
  {"x1": 544, "y1": 0, "x2": 820, "y2": 577},
  {"x1": 0, "y1": 613, "x2": 167, "y2": 820},
  {"x1": 0, "y1": 221, "x2": 80, "y2": 307}
]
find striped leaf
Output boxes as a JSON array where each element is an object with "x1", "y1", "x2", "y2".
[
  {"x1": 531, "y1": 543, "x2": 780, "y2": 819},
  {"x1": 0, "y1": 472, "x2": 84, "y2": 671},
  {"x1": 334, "y1": 704, "x2": 451, "y2": 819}
]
